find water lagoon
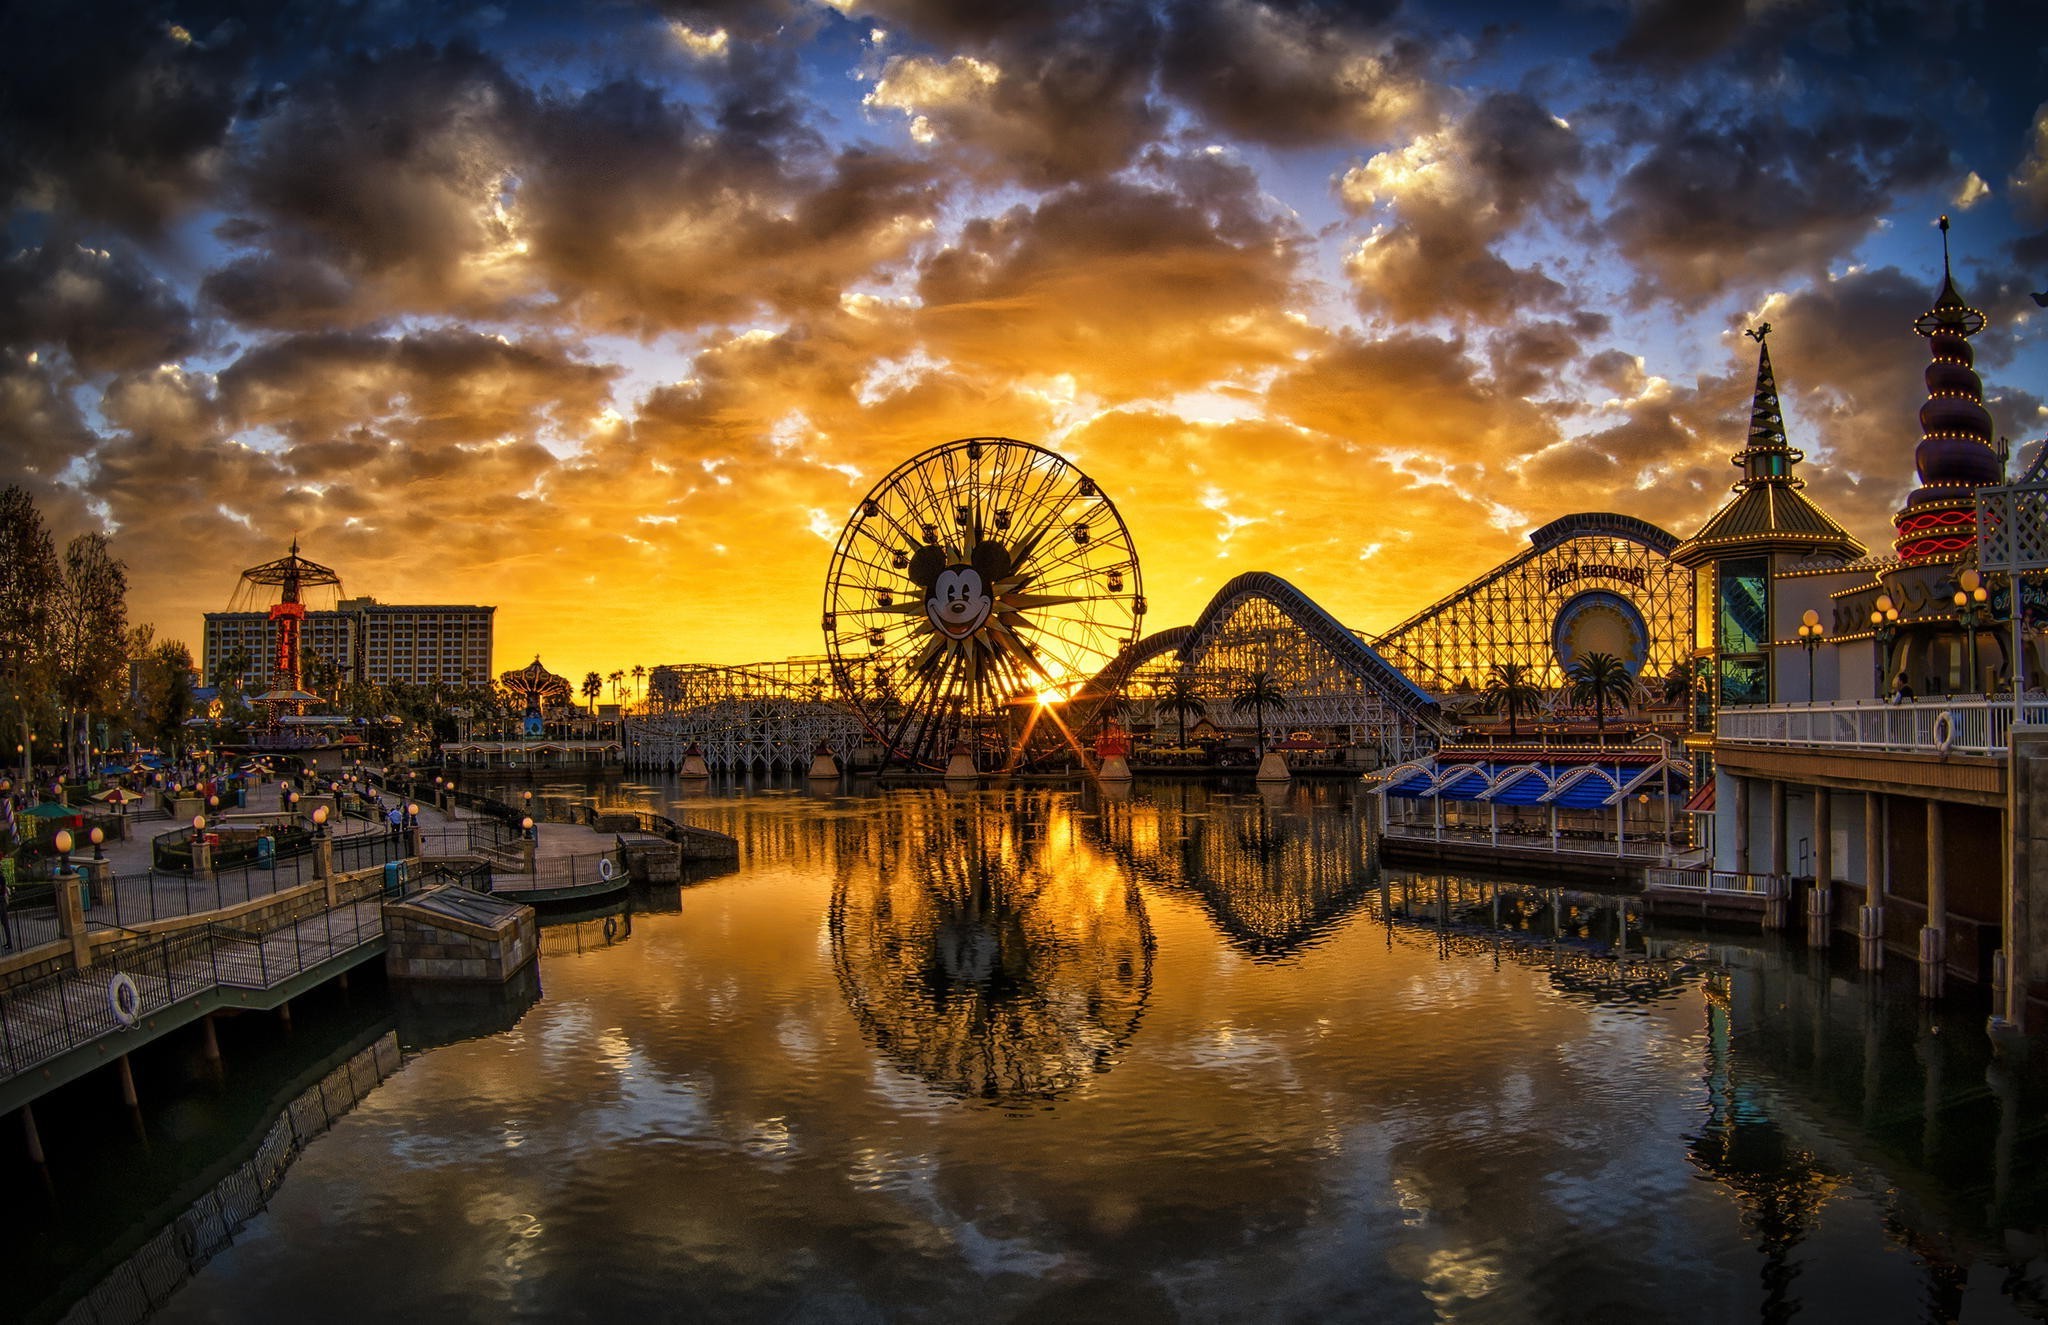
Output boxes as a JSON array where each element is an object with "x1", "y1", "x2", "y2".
[{"x1": 69, "y1": 780, "x2": 2048, "y2": 1320}]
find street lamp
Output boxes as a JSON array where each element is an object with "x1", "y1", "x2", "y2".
[
  {"x1": 53, "y1": 828, "x2": 72, "y2": 877},
  {"x1": 1953, "y1": 568, "x2": 1990, "y2": 693},
  {"x1": 1870, "y1": 593, "x2": 1901, "y2": 697},
  {"x1": 1796, "y1": 609, "x2": 1826, "y2": 698},
  {"x1": 521, "y1": 815, "x2": 534, "y2": 839},
  {"x1": 313, "y1": 804, "x2": 329, "y2": 837},
  {"x1": 90, "y1": 826, "x2": 104, "y2": 859}
]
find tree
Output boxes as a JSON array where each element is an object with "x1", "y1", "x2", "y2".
[
  {"x1": 1229, "y1": 670, "x2": 1288, "y2": 757},
  {"x1": 0, "y1": 486, "x2": 59, "y2": 781},
  {"x1": 608, "y1": 669, "x2": 625, "y2": 707},
  {"x1": 52, "y1": 533, "x2": 128, "y2": 776},
  {"x1": 1661, "y1": 658, "x2": 1698, "y2": 708},
  {"x1": 133, "y1": 639, "x2": 196, "y2": 753},
  {"x1": 1155, "y1": 668, "x2": 1206, "y2": 749},
  {"x1": 582, "y1": 671, "x2": 602, "y2": 716},
  {"x1": 631, "y1": 664, "x2": 646, "y2": 710},
  {"x1": 1482, "y1": 662, "x2": 1543, "y2": 740},
  {"x1": 1567, "y1": 652, "x2": 1637, "y2": 740}
]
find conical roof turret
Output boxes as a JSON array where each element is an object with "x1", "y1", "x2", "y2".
[
  {"x1": 1672, "y1": 326, "x2": 1864, "y2": 568},
  {"x1": 1730, "y1": 324, "x2": 1803, "y2": 489}
]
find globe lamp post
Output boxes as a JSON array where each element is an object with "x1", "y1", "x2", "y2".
[
  {"x1": 1870, "y1": 594, "x2": 1900, "y2": 697},
  {"x1": 1953, "y1": 568, "x2": 1990, "y2": 694},
  {"x1": 1796, "y1": 609, "x2": 1826, "y2": 699}
]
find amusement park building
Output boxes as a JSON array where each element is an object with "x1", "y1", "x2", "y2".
[
  {"x1": 204, "y1": 597, "x2": 495, "y2": 689},
  {"x1": 1677, "y1": 222, "x2": 2047, "y2": 1035}
]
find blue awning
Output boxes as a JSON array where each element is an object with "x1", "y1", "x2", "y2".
[{"x1": 1384, "y1": 758, "x2": 1686, "y2": 806}]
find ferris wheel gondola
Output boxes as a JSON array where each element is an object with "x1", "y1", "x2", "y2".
[{"x1": 822, "y1": 438, "x2": 1144, "y2": 771}]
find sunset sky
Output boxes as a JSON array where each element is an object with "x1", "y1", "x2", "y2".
[{"x1": 6, "y1": 0, "x2": 2047, "y2": 688}]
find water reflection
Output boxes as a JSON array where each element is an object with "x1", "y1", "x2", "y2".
[
  {"x1": 1375, "y1": 871, "x2": 1708, "y2": 1008},
  {"x1": 829, "y1": 792, "x2": 1154, "y2": 1104},
  {"x1": 390, "y1": 959, "x2": 543, "y2": 1053},
  {"x1": 1087, "y1": 781, "x2": 1374, "y2": 959}
]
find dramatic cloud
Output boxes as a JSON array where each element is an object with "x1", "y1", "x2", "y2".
[
  {"x1": 864, "y1": 9, "x2": 1165, "y2": 186},
  {"x1": 1158, "y1": 0, "x2": 1434, "y2": 147},
  {"x1": 0, "y1": 0, "x2": 2040, "y2": 680},
  {"x1": 1340, "y1": 91, "x2": 1584, "y2": 320},
  {"x1": 1606, "y1": 101, "x2": 1954, "y2": 303}
]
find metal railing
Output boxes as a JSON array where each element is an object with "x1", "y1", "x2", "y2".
[
  {"x1": 332, "y1": 827, "x2": 404, "y2": 876},
  {"x1": 1715, "y1": 697, "x2": 2048, "y2": 757},
  {"x1": 0, "y1": 886, "x2": 397, "y2": 1082},
  {"x1": 1643, "y1": 867, "x2": 1777, "y2": 895},
  {"x1": 4, "y1": 856, "x2": 321, "y2": 949},
  {"x1": 1380, "y1": 818, "x2": 1683, "y2": 859},
  {"x1": 490, "y1": 848, "x2": 626, "y2": 894}
]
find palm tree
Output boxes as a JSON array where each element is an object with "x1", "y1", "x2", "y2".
[
  {"x1": 631, "y1": 664, "x2": 646, "y2": 710},
  {"x1": 581, "y1": 671, "x2": 602, "y2": 717},
  {"x1": 1660, "y1": 658, "x2": 1697, "y2": 708},
  {"x1": 1229, "y1": 670, "x2": 1289, "y2": 757},
  {"x1": 1566, "y1": 652, "x2": 1637, "y2": 741},
  {"x1": 608, "y1": 669, "x2": 625, "y2": 707},
  {"x1": 1482, "y1": 662, "x2": 1543, "y2": 739},
  {"x1": 1155, "y1": 668, "x2": 1207, "y2": 750}
]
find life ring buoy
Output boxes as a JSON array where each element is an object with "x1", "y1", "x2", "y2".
[
  {"x1": 109, "y1": 973, "x2": 141, "y2": 1026},
  {"x1": 598, "y1": 856, "x2": 615, "y2": 881},
  {"x1": 1932, "y1": 709, "x2": 1956, "y2": 755},
  {"x1": 603, "y1": 916, "x2": 618, "y2": 941}
]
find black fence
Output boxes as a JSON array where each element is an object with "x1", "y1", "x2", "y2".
[
  {"x1": 332, "y1": 828, "x2": 404, "y2": 876},
  {"x1": 0, "y1": 925, "x2": 218, "y2": 1077},
  {"x1": 414, "y1": 859, "x2": 494, "y2": 892},
  {"x1": 467, "y1": 816, "x2": 521, "y2": 855},
  {"x1": 1, "y1": 887, "x2": 400, "y2": 1080}
]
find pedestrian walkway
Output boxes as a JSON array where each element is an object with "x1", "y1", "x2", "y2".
[{"x1": 0, "y1": 891, "x2": 389, "y2": 1110}]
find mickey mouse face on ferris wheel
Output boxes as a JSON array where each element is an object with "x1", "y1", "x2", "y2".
[{"x1": 908, "y1": 542, "x2": 1013, "y2": 641}]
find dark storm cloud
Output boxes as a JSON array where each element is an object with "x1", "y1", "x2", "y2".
[
  {"x1": 516, "y1": 77, "x2": 941, "y2": 334},
  {"x1": 1159, "y1": 0, "x2": 1431, "y2": 147},
  {"x1": 204, "y1": 34, "x2": 945, "y2": 334},
  {"x1": 0, "y1": 234, "x2": 197, "y2": 373},
  {"x1": 198, "y1": 252, "x2": 358, "y2": 329},
  {"x1": 1607, "y1": 101, "x2": 1954, "y2": 302},
  {"x1": 0, "y1": 353, "x2": 100, "y2": 482},
  {"x1": 1489, "y1": 317, "x2": 1604, "y2": 400},
  {"x1": 0, "y1": 3, "x2": 251, "y2": 232},
  {"x1": 1341, "y1": 91, "x2": 1585, "y2": 321},
  {"x1": 1596, "y1": 0, "x2": 1752, "y2": 68},
  {"x1": 224, "y1": 41, "x2": 526, "y2": 321},
  {"x1": 863, "y1": 3, "x2": 1166, "y2": 187},
  {"x1": 216, "y1": 328, "x2": 614, "y2": 448}
]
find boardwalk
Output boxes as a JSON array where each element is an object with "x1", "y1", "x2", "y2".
[{"x1": 0, "y1": 895, "x2": 386, "y2": 1090}]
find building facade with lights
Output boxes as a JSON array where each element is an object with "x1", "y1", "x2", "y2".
[
  {"x1": 204, "y1": 597, "x2": 495, "y2": 690},
  {"x1": 1677, "y1": 223, "x2": 2046, "y2": 1035}
]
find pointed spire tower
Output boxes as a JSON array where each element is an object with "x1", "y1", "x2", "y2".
[
  {"x1": 1673, "y1": 325, "x2": 1865, "y2": 568},
  {"x1": 1892, "y1": 216, "x2": 1998, "y2": 561}
]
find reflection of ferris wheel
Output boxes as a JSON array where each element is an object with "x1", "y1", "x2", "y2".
[{"x1": 822, "y1": 438, "x2": 1144, "y2": 770}]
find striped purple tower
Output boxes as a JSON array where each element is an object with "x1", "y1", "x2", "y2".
[{"x1": 1893, "y1": 217, "x2": 1997, "y2": 561}]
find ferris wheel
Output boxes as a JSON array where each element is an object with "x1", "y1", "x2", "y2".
[{"x1": 822, "y1": 438, "x2": 1144, "y2": 770}]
